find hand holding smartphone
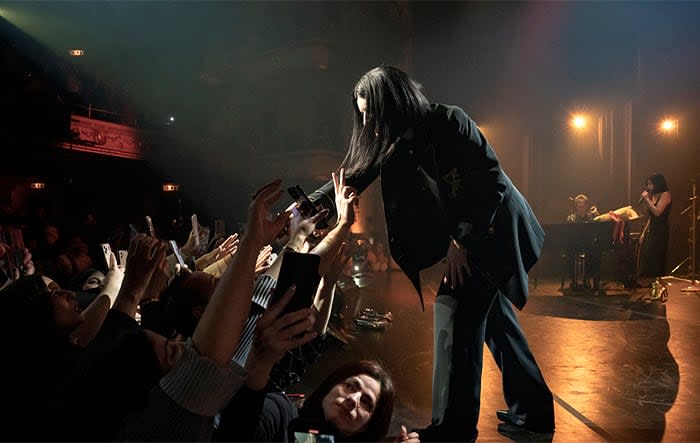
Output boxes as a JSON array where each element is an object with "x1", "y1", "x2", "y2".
[
  {"x1": 100, "y1": 243, "x2": 113, "y2": 269},
  {"x1": 287, "y1": 185, "x2": 320, "y2": 219},
  {"x1": 118, "y1": 250, "x2": 128, "y2": 269},
  {"x1": 169, "y1": 240, "x2": 186, "y2": 268},
  {"x1": 270, "y1": 251, "x2": 321, "y2": 318}
]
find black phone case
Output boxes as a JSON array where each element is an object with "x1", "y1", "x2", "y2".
[
  {"x1": 271, "y1": 251, "x2": 321, "y2": 316},
  {"x1": 287, "y1": 185, "x2": 320, "y2": 218}
]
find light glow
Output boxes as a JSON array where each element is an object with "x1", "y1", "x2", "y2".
[
  {"x1": 571, "y1": 114, "x2": 587, "y2": 130},
  {"x1": 659, "y1": 118, "x2": 678, "y2": 134}
]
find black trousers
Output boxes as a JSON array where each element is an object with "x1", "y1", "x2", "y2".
[{"x1": 436, "y1": 270, "x2": 553, "y2": 440}]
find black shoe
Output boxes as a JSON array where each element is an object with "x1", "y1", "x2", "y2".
[
  {"x1": 496, "y1": 410, "x2": 554, "y2": 434},
  {"x1": 498, "y1": 423, "x2": 554, "y2": 442}
]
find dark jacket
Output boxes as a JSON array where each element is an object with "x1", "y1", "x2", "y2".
[{"x1": 310, "y1": 104, "x2": 544, "y2": 310}]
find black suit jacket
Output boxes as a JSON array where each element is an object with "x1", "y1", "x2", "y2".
[{"x1": 310, "y1": 104, "x2": 544, "y2": 310}]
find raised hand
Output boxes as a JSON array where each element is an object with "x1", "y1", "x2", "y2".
[
  {"x1": 102, "y1": 251, "x2": 124, "y2": 305},
  {"x1": 142, "y1": 251, "x2": 171, "y2": 303},
  {"x1": 195, "y1": 233, "x2": 239, "y2": 270},
  {"x1": 245, "y1": 179, "x2": 291, "y2": 248},
  {"x1": 115, "y1": 234, "x2": 169, "y2": 317},
  {"x1": 287, "y1": 206, "x2": 329, "y2": 251},
  {"x1": 255, "y1": 245, "x2": 273, "y2": 276},
  {"x1": 332, "y1": 168, "x2": 358, "y2": 227},
  {"x1": 251, "y1": 285, "x2": 318, "y2": 366}
]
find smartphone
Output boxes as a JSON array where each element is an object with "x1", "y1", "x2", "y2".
[
  {"x1": 191, "y1": 214, "x2": 200, "y2": 249},
  {"x1": 118, "y1": 250, "x2": 128, "y2": 269},
  {"x1": 287, "y1": 185, "x2": 320, "y2": 218},
  {"x1": 100, "y1": 243, "x2": 113, "y2": 269},
  {"x1": 169, "y1": 240, "x2": 186, "y2": 267},
  {"x1": 145, "y1": 216, "x2": 156, "y2": 238},
  {"x1": 270, "y1": 251, "x2": 321, "y2": 318}
]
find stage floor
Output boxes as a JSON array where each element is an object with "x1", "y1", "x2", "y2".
[{"x1": 287, "y1": 270, "x2": 700, "y2": 442}]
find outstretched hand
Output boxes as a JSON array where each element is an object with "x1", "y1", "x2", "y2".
[
  {"x1": 255, "y1": 245, "x2": 273, "y2": 276},
  {"x1": 245, "y1": 179, "x2": 291, "y2": 247},
  {"x1": 195, "y1": 233, "x2": 239, "y2": 270},
  {"x1": 118, "y1": 234, "x2": 169, "y2": 306},
  {"x1": 286, "y1": 205, "x2": 329, "y2": 251}
]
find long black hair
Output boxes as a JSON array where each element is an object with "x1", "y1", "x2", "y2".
[
  {"x1": 341, "y1": 66, "x2": 430, "y2": 175},
  {"x1": 298, "y1": 360, "x2": 395, "y2": 442},
  {"x1": 647, "y1": 173, "x2": 669, "y2": 194}
]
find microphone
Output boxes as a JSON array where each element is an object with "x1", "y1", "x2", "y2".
[{"x1": 638, "y1": 195, "x2": 645, "y2": 204}]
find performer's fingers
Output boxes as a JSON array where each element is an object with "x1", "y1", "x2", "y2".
[
  {"x1": 332, "y1": 172, "x2": 339, "y2": 193},
  {"x1": 339, "y1": 167, "x2": 346, "y2": 189}
]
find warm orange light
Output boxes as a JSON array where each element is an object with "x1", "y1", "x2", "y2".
[
  {"x1": 69, "y1": 49, "x2": 84, "y2": 56},
  {"x1": 162, "y1": 183, "x2": 179, "y2": 192},
  {"x1": 659, "y1": 118, "x2": 677, "y2": 133},
  {"x1": 571, "y1": 114, "x2": 587, "y2": 130},
  {"x1": 30, "y1": 182, "x2": 46, "y2": 190}
]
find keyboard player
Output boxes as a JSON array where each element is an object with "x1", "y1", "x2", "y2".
[
  {"x1": 566, "y1": 194, "x2": 600, "y2": 224},
  {"x1": 563, "y1": 194, "x2": 601, "y2": 290}
]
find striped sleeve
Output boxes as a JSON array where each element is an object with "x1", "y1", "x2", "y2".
[
  {"x1": 251, "y1": 274, "x2": 277, "y2": 308},
  {"x1": 160, "y1": 340, "x2": 247, "y2": 417}
]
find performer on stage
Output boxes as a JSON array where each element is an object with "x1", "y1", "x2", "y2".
[
  {"x1": 565, "y1": 194, "x2": 599, "y2": 224},
  {"x1": 309, "y1": 66, "x2": 553, "y2": 441},
  {"x1": 563, "y1": 194, "x2": 601, "y2": 289},
  {"x1": 637, "y1": 173, "x2": 672, "y2": 282}
]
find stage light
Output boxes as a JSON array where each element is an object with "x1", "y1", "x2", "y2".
[
  {"x1": 30, "y1": 182, "x2": 46, "y2": 190},
  {"x1": 169, "y1": 116, "x2": 175, "y2": 122},
  {"x1": 570, "y1": 114, "x2": 587, "y2": 130},
  {"x1": 659, "y1": 118, "x2": 678, "y2": 134},
  {"x1": 69, "y1": 49, "x2": 84, "y2": 56},
  {"x1": 162, "y1": 183, "x2": 179, "y2": 192}
]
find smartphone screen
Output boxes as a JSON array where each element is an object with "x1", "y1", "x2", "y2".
[
  {"x1": 287, "y1": 185, "x2": 320, "y2": 218},
  {"x1": 270, "y1": 251, "x2": 321, "y2": 317},
  {"x1": 169, "y1": 240, "x2": 186, "y2": 267},
  {"x1": 145, "y1": 216, "x2": 156, "y2": 238}
]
